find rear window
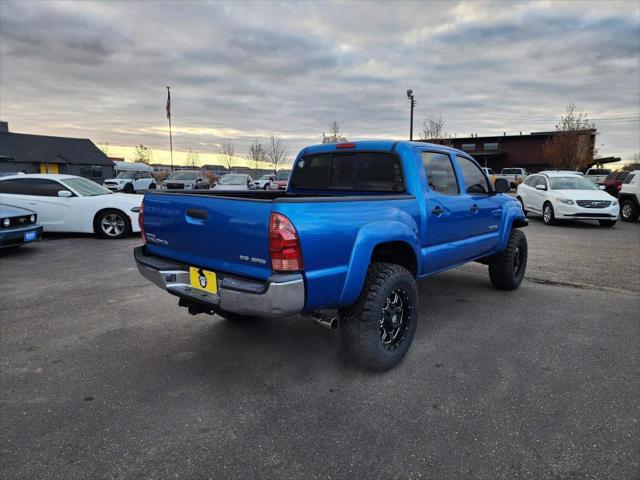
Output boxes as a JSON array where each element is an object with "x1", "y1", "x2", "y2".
[
  {"x1": 502, "y1": 168, "x2": 521, "y2": 174},
  {"x1": 289, "y1": 152, "x2": 404, "y2": 192}
]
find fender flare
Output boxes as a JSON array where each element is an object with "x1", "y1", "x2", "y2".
[
  {"x1": 338, "y1": 220, "x2": 419, "y2": 306},
  {"x1": 497, "y1": 202, "x2": 527, "y2": 251}
]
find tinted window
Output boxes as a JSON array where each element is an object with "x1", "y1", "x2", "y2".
[
  {"x1": 0, "y1": 178, "x2": 29, "y2": 194},
  {"x1": 29, "y1": 179, "x2": 69, "y2": 196},
  {"x1": 623, "y1": 173, "x2": 635, "y2": 184},
  {"x1": 422, "y1": 152, "x2": 459, "y2": 195},
  {"x1": 289, "y1": 153, "x2": 403, "y2": 192},
  {"x1": 457, "y1": 156, "x2": 490, "y2": 194}
]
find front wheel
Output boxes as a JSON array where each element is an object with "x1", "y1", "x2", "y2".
[
  {"x1": 340, "y1": 263, "x2": 418, "y2": 371},
  {"x1": 598, "y1": 219, "x2": 616, "y2": 227},
  {"x1": 488, "y1": 229, "x2": 527, "y2": 290},
  {"x1": 543, "y1": 202, "x2": 556, "y2": 225},
  {"x1": 123, "y1": 183, "x2": 135, "y2": 194},
  {"x1": 94, "y1": 209, "x2": 132, "y2": 239},
  {"x1": 148, "y1": 183, "x2": 156, "y2": 190},
  {"x1": 620, "y1": 199, "x2": 639, "y2": 222}
]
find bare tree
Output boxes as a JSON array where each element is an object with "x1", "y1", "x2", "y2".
[
  {"x1": 542, "y1": 103, "x2": 597, "y2": 170},
  {"x1": 134, "y1": 144, "x2": 153, "y2": 165},
  {"x1": 421, "y1": 114, "x2": 445, "y2": 141},
  {"x1": 185, "y1": 149, "x2": 200, "y2": 168},
  {"x1": 220, "y1": 141, "x2": 235, "y2": 172},
  {"x1": 322, "y1": 121, "x2": 348, "y2": 144},
  {"x1": 246, "y1": 138, "x2": 267, "y2": 176},
  {"x1": 266, "y1": 133, "x2": 288, "y2": 174}
]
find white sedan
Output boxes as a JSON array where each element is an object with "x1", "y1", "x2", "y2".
[
  {"x1": 0, "y1": 174, "x2": 143, "y2": 239},
  {"x1": 516, "y1": 171, "x2": 619, "y2": 227}
]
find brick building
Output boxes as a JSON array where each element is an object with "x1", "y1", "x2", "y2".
[{"x1": 427, "y1": 130, "x2": 596, "y2": 173}]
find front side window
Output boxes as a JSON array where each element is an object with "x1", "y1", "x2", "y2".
[
  {"x1": 457, "y1": 156, "x2": 490, "y2": 194},
  {"x1": 524, "y1": 175, "x2": 537, "y2": 186},
  {"x1": 534, "y1": 176, "x2": 548, "y2": 189},
  {"x1": 422, "y1": 151, "x2": 459, "y2": 195},
  {"x1": 0, "y1": 178, "x2": 29, "y2": 194}
]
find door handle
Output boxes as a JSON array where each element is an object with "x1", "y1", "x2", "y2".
[
  {"x1": 470, "y1": 204, "x2": 480, "y2": 213},
  {"x1": 431, "y1": 206, "x2": 444, "y2": 215},
  {"x1": 186, "y1": 208, "x2": 208, "y2": 219}
]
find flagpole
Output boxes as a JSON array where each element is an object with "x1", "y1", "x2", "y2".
[{"x1": 166, "y1": 86, "x2": 174, "y2": 172}]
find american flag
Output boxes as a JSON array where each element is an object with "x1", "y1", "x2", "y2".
[{"x1": 166, "y1": 88, "x2": 171, "y2": 119}]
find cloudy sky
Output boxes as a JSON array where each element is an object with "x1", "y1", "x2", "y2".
[{"x1": 1, "y1": 0, "x2": 639, "y2": 166}]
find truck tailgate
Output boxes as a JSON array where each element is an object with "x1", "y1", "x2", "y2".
[{"x1": 142, "y1": 192, "x2": 273, "y2": 280}]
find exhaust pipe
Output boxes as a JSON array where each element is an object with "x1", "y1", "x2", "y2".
[{"x1": 310, "y1": 313, "x2": 339, "y2": 330}]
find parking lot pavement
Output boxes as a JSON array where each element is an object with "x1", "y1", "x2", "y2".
[{"x1": 1, "y1": 223, "x2": 638, "y2": 480}]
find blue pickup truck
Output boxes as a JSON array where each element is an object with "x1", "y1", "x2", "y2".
[{"x1": 135, "y1": 141, "x2": 527, "y2": 370}]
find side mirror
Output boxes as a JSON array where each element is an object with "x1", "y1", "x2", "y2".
[
  {"x1": 535, "y1": 184, "x2": 547, "y2": 191},
  {"x1": 58, "y1": 190, "x2": 72, "y2": 197},
  {"x1": 494, "y1": 178, "x2": 510, "y2": 193},
  {"x1": 599, "y1": 185, "x2": 605, "y2": 190}
]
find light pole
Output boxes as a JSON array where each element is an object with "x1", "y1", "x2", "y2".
[{"x1": 407, "y1": 89, "x2": 415, "y2": 141}]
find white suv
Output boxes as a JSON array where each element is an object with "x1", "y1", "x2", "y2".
[
  {"x1": 104, "y1": 171, "x2": 156, "y2": 193},
  {"x1": 618, "y1": 170, "x2": 640, "y2": 222},
  {"x1": 516, "y1": 171, "x2": 619, "y2": 227}
]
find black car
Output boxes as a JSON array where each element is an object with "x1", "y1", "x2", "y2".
[{"x1": 0, "y1": 204, "x2": 43, "y2": 248}]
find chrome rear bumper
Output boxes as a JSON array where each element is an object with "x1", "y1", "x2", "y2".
[{"x1": 134, "y1": 246, "x2": 305, "y2": 318}]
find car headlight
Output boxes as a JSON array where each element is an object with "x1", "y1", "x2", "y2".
[
  {"x1": 160, "y1": 183, "x2": 167, "y2": 189},
  {"x1": 555, "y1": 197, "x2": 574, "y2": 205},
  {"x1": 30, "y1": 215, "x2": 36, "y2": 223},
  {"x1": 2, "y1": 218, "x2": 9, "y2": 227},
  {"x1": 185, "y1": 183, "x2": 193, "y2": 189}
]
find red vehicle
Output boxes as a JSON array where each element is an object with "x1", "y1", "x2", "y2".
[
  {"x1": 269, "y1": 169, "x2": 291, "y2": 190},
  {"x1": 603, "y1": 171, "x2": 629, "y2": 197}
]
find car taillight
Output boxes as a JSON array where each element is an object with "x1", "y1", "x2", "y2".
[
  {"x1": 269, "y1": 212, "x2": 302, "y2": 271},
  {"x1": 138, "y1": 202, "x2": 146, "y2": 243}
]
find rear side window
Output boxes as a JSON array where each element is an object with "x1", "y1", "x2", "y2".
[
  {"x1": 0, "y1": 178, "x2": 29, "y2": 194},
  {"x1": 422, "y1": 151, "x2": 458, "y2": 195},
  {"x1": 289, "y1": 152, "x2": 404, "y2": 192}
]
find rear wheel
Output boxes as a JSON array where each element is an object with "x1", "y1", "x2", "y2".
[
  {"x1": 598, "y1": 219, "x2": 616, "y2": 227},
  {"x1": 488, "y1": 229, "x2": 527, "y2": 290},
  {"x1": 517, "y1": 196, "x2": 528, "y2": 217},
  {"x1": 94, "y1": 209, "x2": 131, "y2": 239},
  {"x1": 620, "y1": 199, "x2": 639, "y2": 222},
  {"x1": 542, "y1": 202, "x2": 556, "y2": 225},
  {"x1": 340, "y1": 263, "x2": 418, "y2": 371}
]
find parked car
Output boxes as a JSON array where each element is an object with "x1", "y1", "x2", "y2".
[
  {"x1": 0, "y1": 174, "x2": 142, "y2": 239},
  {"x1": 159, "y1": 170, "x2": 209, "y2": 190},
  {"x1": 618, "y1": 170, "x2": 640, "y2": 222},
  {"x1": 497, "y1": 167, "x2": 529, "y2": 188},
  {"x1": 0, "y1": 204, "x2": 43, "y2": 248},
  {"x1": 104, "y1": 171, "x2": 156, "y2": 193},
  {"x1": 269, "y1": 169, "x2": 291, "y2": 190},
  {"x1": 134, "y1": 140, "x2": 526, "y2": 371},
  {"x1": 213, "y1": 174, "x2": 254, "y2": 191},
  {"x1": 584, "y1": 167, "x2": 611, "y2": 185},
  {"x1": 516, "y1": 171, "x2": 619, "y2": 227},
  {"x1": 253, "y1": 174, "x2": 275, "y2": 189},
  {"x1": 602, "y1": 171, "x2": 629, "y2": 197}
]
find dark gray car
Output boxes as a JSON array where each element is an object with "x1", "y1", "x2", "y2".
[{"x1": 160, "y1": 171, "x2": 209, "y2": 190}]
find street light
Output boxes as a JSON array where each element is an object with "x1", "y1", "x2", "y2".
[{"x1": 407, "y1": 89, "x2": 416, "y2": 141}]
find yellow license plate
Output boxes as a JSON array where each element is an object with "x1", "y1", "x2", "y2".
[{"x1": 189, "y1": 267, "x2": 218, "y2": 294}]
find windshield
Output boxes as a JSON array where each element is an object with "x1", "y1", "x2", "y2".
[
  {"x1": 275, "y1": 170, "x2": 290, "y2": 180},
  {"x1": 116, "y1": 172, "x2": 136, "y2": 179},
  {"x1": 167, "y1": 171, "x2": 198, "y2": 180},
  {"x1": 549, "y1": 176, "x2": 599, "y2": 191},
  {"x1": 63, "y1": 177, "x2": 113, "y2": 196},
  {"x1": 219, "y1": 174, "x2": 246, "y2": 185},
  {"x1": 258, "y1": 175, "x2": 272, "y2": 180}
]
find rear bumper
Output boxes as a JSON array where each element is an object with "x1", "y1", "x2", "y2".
[{"x1": 134, "y1": 246, "x2": 305, "y2": 318}]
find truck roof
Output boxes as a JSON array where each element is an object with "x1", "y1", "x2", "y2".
[{"x1": 300, "y1": 140, "x2": 468, "y2": 157}]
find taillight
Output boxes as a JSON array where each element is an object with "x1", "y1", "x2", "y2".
[
  {"x1": 138, "y1": 202, "x2": 146, "y2": 243},
  {"x1": 269, "y1": 212, "x2": 302, "y2": 271}
]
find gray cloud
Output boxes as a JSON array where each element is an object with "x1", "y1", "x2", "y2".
[{"x1": 0, "y1": 0, "x2": 638, "y2": 159}]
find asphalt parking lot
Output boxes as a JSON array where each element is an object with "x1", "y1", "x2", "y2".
[{"x1": 1, "y1": 218, "x2": 638, "y2": 479}]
